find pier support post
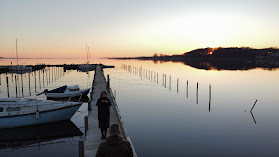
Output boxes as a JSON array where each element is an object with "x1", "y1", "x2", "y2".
[
  {"x1": 107, "y1": 74, "x2": 110, "y2": 92},
  {"x1": 88, "y1": 100, "x2": 92, "y2": 111},
  {"x1": 85, "y1": 116, "x2": 88, "y2": 136},
  {"x1": 79, "y1": 141, "x2": 85, "y2": 157}
]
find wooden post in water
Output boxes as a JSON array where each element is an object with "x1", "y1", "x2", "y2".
[
  {"x1": 157, "y1": 73, "x2": 158, "y2": 84},
  {"x1": 250, "y1": 100, "x2": 258, "y2": 112},
  {"x1": 6, "y1": 76, "x2": 9, "y2": 97},
  {"x1": 15, "y1": 75, "x2": 18, "y2": 98},
  {"x1": 21, "y1": 73, "x2": 24, "y2": 97},
  {"x1": 197, "y1": 82, "x2": 199, "y2": 102},
  {"x1": 34, "y1": 71, "x2": 37, "y2": 93},
  {"x1": 0, "y1": 74, "x2": 1, "y2": 86},
  {"x1": 52, "y1": 66, "x2": 53, "y2": 82},
  {"x1": 209, "y1": 84, "x2": 211, "y2": 112},
  {"x1": 177, "y1": 78, "x2": 179, "y2": 93},
  {"x1": 107, "y1": 74, "x2": 110, "y2": 92}
]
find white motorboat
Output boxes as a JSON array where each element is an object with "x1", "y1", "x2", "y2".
[
  {"x1": 0, "y1": 98, "x2": 82, "y2": 128},
  {"x1": 44, "y1": 85, "x2": 90, "y2": 99}
]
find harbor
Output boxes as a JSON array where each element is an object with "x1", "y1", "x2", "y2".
[{"x1": 0, "y1": 58, "x2": 279, "y2": 157}]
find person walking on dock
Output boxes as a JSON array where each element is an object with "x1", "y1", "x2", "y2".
[
  {"x1": 96, "y1": 124, "x2": 133, "y2": 157},
  {"x1": 96, "y1": 91, "x2": 112, "y2": 139}
]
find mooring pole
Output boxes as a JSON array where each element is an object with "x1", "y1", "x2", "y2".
[
  {"x1": 209, "y1": 84, "x2": 211, "y2": 112},
  {"x1": 177, "y1": 78, "x2": 179, "y2": 93},
  {"x1": 29, "y1": 72, "x2": 31, "y2": 96},
  {"x1": 21, "y1": 73, "x2": 24, "y2": 97},
  {"x1": 250, "y1": 100, "x2": 258, "y2": 112},
  {"x1": 197, "y1": 82, "x2": 199, "y2": 102},
  {"x1": 6, "y1": 76, "x2": 9, "y2": 97},
  {"x1": 107, "y1": 74, "x2": 110, "y2": 92},
  {"x1": 15, "y1": 75, "x2": 18, "y2": 98},
  {"x1": 34, "y1": 71, "x2": 37, "y2": 93}
]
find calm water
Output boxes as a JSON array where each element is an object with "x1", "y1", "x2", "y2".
[{"x1": 1, "y1": 58, "x2": 279, "y2": 157}]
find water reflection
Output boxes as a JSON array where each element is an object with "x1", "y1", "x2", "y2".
[
  {"x1": 154, "y1": 60, "x2": 279, "y2": 70},
  {"x1": 0, "y1": 120, "x2": 83, "y2": 149}
]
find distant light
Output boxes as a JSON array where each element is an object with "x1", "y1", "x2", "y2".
[{"x1": 209, "y1": 52, "x2": 213, "y2": 55}]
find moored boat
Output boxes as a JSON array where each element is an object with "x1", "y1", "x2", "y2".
[
  {"x1": 44, "y1": 85, "x2": 90, "y2": 99},
  {"x1": 0, "y1": 98, "x2": 82, "y2": 128}
]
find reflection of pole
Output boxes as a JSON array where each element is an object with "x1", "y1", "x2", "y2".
[
  {"x1": 209, "y1": 84, "x2": 211, "y2": 112},
  {"x1": 250, "y1": 112, "x2": 256, "y2": 124},
  {"x1": 196, "y1": 82, "x2": 198, "y2": 104},
  {"x1": 0, "y1": 74, "x2": 1, "y2": 86}
]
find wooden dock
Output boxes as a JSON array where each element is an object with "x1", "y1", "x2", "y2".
[{"x1": 84, "y1": 64, "x2": 137, "y2": 157}]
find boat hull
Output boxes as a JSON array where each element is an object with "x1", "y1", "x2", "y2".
[{"x1": 0, "y1": 104, "x2": 81, "y2": 128}]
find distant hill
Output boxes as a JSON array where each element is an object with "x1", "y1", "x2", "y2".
[
  {"x1": 109, "y1": 47, "x2": 279, "y2": 70},
  {"x1": 110, "y1": 47, "x2": 279, "y2": 61}
]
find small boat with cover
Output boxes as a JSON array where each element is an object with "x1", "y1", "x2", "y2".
[{"x1": 43, "y1": 85, "x2": 90, "y2": 99}]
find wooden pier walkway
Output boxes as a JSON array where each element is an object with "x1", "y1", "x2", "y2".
[{"x1": 84, "y1": 64, "x2": 137, "y2": 157}]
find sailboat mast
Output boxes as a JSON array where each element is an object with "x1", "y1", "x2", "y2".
[
  {"x1": 88, "y1": 46, "x2": 90, "y2": 63},
  {"x1": 86, "y1": 44, "x2": 88, "y2": 64},
  {"x1": 16, "y1": 38, "x2": 18, "y2": 65}
]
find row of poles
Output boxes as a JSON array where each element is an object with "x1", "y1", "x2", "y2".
[
  {"x1": 122, "y1": 63, "x2": 258, "y2": 123},
  {"x1": 0, "y1": 66, "x2": 68, "y2": 98},
  {"x1": 121, "y1": 64, "x2": 212, "y2": 112}
]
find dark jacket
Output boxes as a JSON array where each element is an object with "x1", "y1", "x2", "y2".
[
  {"x1": 96, "y1": 97, "x2": 112, "y2": 129},
  {"x1": 96, "y1": 135, "x2": 133, "y2": 157}
]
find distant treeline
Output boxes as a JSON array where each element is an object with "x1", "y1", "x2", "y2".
[
  {"x1": 109, "y1": 47, "x2": 279, "y2": 70},
  {"x1": 110, "y1": 47, "x2": 279, "y2": 61}
]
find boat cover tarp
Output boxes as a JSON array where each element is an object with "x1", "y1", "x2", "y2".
[{"x1": 48, "y1": 85, "x2": 67, "y2": 93}]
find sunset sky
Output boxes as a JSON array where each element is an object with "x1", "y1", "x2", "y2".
[{"x1": 1, "y1": 0, "x2": 278, "y2": 59}]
